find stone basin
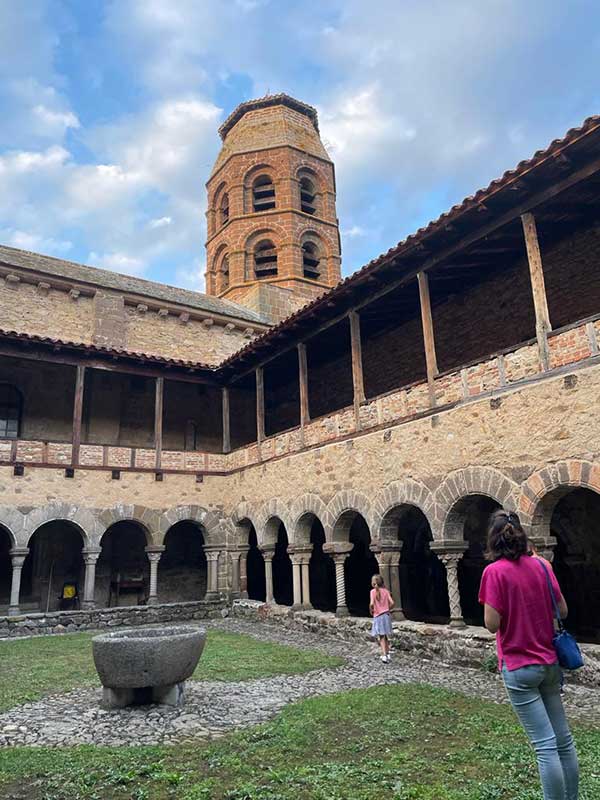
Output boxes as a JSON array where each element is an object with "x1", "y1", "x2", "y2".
[{"x1": 92, "y1": 626, "x2": 206, "y2": 708}]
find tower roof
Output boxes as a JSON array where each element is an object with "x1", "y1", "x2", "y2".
[{"x1": 218, "y1": 93, "x2": 319, "y2": 140}]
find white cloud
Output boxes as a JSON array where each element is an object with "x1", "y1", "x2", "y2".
[
  {"x1": 32, "y1": 104, "x2": 80, "y2": 132},
  {"x1": 149, "y1": 216, "x2": 172, "y2": 229},
  {"x1": 175, "y1": 262, "x2": 205, "y2": 292},
  {"x1": 88, "y1": 251, "x2": 146, "y2": 276},
  {"x1": 0, "y1": 228, "x2": 72, "y2": 256}
]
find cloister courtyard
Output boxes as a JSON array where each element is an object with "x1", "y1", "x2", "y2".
[{"x1": 0, "y1": 616, "x2": 599, "y2": 800}]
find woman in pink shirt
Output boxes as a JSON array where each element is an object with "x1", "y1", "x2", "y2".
[
  {"x1": 370, "y1": 574, "x2": 394, "y2": 663},
  {"x1": 479, "y1": 510, "x2": 579, "y2": 800}
]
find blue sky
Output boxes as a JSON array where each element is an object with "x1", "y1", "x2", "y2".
[{"x1": 1, "y1": 1, "x2": 599, "y2": 292}]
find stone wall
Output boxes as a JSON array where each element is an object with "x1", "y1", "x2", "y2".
[
  {"x1": 0, "y1": 599, "x2": 227, "y2": 639},
  {"x1": 232, "y1": 600, "x2": 600, "y2": 688}
]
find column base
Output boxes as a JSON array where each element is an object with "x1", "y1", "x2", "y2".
[
  {"x1": 81, "y1": 600, "x2": 96, "y2": 611},
  {"x1": 391, "y1": 609, "x2": 405, "y2": 621},
  {"x1": 335, "y1": 605, "x2": 349, "y2": 618},
  {"x1": 147, "y1": 595, "x2": 159, "y2": 606},
  {"x1": 449, "y1": 617, "x2": 466, "y2": 628},
  {"x1": 301, "y1": 603, "x2": 314, "y2": 611},
  {"x1": 205, "y1": 591, "x2": 220, "y2": 601},
  {"x1": 291, "y1": 603, "x2": 303, "y2": 612},
  {"x1": 7, "y1": 605, "x2": 21, "y2": 617}
]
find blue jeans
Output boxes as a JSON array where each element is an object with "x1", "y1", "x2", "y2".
[{"x1": 502, "y1": 663, "x2": 579, "y2": 800}]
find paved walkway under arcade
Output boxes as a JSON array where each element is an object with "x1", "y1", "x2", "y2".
[{"x1": 1, "y1": 618, "x2": 599, "y2": 748}]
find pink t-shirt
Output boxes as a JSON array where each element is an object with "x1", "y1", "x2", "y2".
[
  {"x1": 479, "y1": 555, "x2": 563, "y2": 671},
  {"x1": 370, "y1": 587, "x2": 393, "y2": 617}
]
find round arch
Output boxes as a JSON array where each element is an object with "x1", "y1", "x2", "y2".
[
  {"x1": 290, "y1": 493, "x2": 330, "y2": 546},
  {"x1": 327, "y1": 490, "x2": 372, "y2": 542},
  {"x1": 25, "y1": 503, "x2": 98, "y2": 549},
  {"x1": 158, "y1": 505, "x2": 224, "y2": 548},
  {"x1": 436, "y1": 468, "x2": 518, "y2": 541},
  {"x1": 98, "y1": 506, "x2": 157, "y2": 545},
  {"x1": 371, "y1": 480, "x2": 436, "y2": 545}
]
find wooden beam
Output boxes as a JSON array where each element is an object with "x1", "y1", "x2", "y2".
[
  {"x1": 255, "y1": 367, "x2": 265, "y2": 443},
  {"x1": 521, "y1": 212, "x2": 552, "y2": 369},
  {"x1": 417, "y1": 271, "x2": 439, "y2": 384},
  {"x1": 154, "y1": 376, "x2": 164, "y2": 469},
  {"x1": 222, "y1": 386, "x2": 231, "y2": 453},
  {"x1": 71, "y1": 365, "x2": 86, "y2": 466},
  {"x1": 349, "y1": 312, "x2": 365, "y2": 425},
  {"x1": 297, "y1": 343, "x2": 310, "y2": 427}
]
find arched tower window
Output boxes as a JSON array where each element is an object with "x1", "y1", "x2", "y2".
[
  {"x1": 0, "y1": 384, "x2": 22, "y2": 438},
  {"x1": 300, "y1": 177, "x2": 317, "y2": 215},
  {"x1": 220, "y1": 255, "x2": 230, "y2": 290},
  {"x1": 254, "y1": 239, "x2": 278, "y2": 278},
  {"x1": 302, "y1": 241, "x2": 321, "y2": 279},
  {"x1": 220, "y1": 193, "x2": 229, "y2": 227},
  {"x1": 253, "y1": 175, "x2": 276, "y2": 212}
]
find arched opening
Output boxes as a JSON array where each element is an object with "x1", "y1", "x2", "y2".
[
  {"x1": 381, "y1": 505, "x2": 449, "y2": 623},
  {"x1": 0, "y1": 526, "x2": 13, "y2": 610},
  {"x1": 252, "y1": 175, "x2": 276, "y2": 212},
  {"x1": 339, "y1": 513, "x2": 378, "y2": 617},
  {"x1": 96, "y1": 521, "x2": 149, "y2": 608},
  {"x1": 254, "y1": 239, "x2": 278, "y2": 278},
  {"x1": 307, "y1": 517, "x2": 336, "y2": 612},
  {"x1": 246, "y1": 524, "x2": 266, "y2": 601},
  {"x1": 300, "y1": 176, "x2": 317, "y2": 215},
  {"x1": 220, "y1": 192, "x2": 229, "y2": 227},
  {"x1": 302, "y1": 241, "x2": 321, "y2": 280},
  {"x1": 450, "y1": 495, "x2": 502, "y2": 626},
  {"x1": 159, "y1": 521, "x2": 207, "y2": 602},
  {"x1": 272, "y1": 522, "x2": 293, "y2": 606},
  {"x1": 21, "y1": 521, "x2": 84, "y2": 612},
  {"x1": 218, "y1": 254, "x2": 230, "y2": 292},
  {"x1": 0, "y1": 384, "x2": 22, "y2": 438},
  {"x1": 546, "y1": 487, "x2": 600, "y2": 643}
]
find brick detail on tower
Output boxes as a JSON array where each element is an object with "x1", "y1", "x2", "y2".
[{"x1": 205, "y1": 95, "x2": 342, "y2": 323}]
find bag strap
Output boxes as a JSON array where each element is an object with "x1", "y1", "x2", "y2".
[{"x1": 535, "y1": 557, "x2": 564, "y2": 632}]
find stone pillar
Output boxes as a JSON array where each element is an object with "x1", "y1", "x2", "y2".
[
  {"x1": 8, "y1": 548, "x2": 29, "y2": 616},
  {"x1": 145, "y1": 546, "x2": 165, "y2": 606},
  {"x1": 204, "y1": 548, "x2": 221, "y2": 601},
  {"x1": 239, "y1": 546, "x2": 249, "y2": 599},
  {"x1": 333, "y1": 555, "x2": 349, "y2": 617},
  {"x1": 437, "y1": 551, "x2": 466, "y2": 627},
  {"x1": 290, "y1": 555, "x2": 302, "y2": 610},
  {"x1": 82, "y1": 548, "x2": 101, "y2": 610},
  {"x1": 300, "y1": 554, "x2": 312, "y2": 610},
  {"x1": 230, "y1": 551, "x2": 241, "y2": 598},
  {"x1": 262, "y1": 550, "x2": 274, "y2": 603},
  {"x1": 373, "y1": 544, "x2": 405, "y2": 620}
]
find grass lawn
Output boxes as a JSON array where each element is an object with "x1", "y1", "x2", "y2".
[
  {"x1": 0, "y1": 683, "x2": 598, "y2": 800},
  {"x1": 0, "y1": 629, "x2": 343, "y2": 711}
]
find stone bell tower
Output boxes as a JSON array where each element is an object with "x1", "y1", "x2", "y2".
[{"x1": 205, "y1": 94, "x2": 342, "y2": 322}]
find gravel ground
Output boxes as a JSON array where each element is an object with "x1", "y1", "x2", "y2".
[{"x1": 1, "y1": 617, "x2": 598, "y2": 748}]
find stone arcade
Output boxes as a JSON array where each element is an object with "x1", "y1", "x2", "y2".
[{"x1": 0, "y1": 96, "x2": 599, "y2": 650}]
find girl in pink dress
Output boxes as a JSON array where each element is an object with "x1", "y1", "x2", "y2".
[{"x1": 370, "y1": 574, "x2": 395, "y2": 663}]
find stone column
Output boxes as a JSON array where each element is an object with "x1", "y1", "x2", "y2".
[
  {"x1": 373, "y1": 544, "x2": 405, "y2": 620},
  {"x1": 238, "y1": 546, "x2": 249, "y2": 599},
  {"x1": 204, "y1": 548, "x2": 221, "y2": 601},
  {"x1": 145, "y1": 546, "x2": 165, "y2": 606},
  {"x1": 333, "y1": 555, "x2": 350, "y2": 617},
  {"x1": 82, "y1": 548, "x2": 101, "y2": 610},
  {"x1": 290, "y1": 554, "x2": 302, "y2": 610},
  {"x1": 230, "y1": 551, "x2": 241, "y2": 598},
  {"x1": 262, "y1": 550, "x2": 274, "y2": 603},
  {"x1": 438, "y1": 552, "x2": 466, "y2": 627},
  {"x1": 8, "y1": 548, "x2": 29, "y2": 616},
  {"x1": 300, "y1": 554, "x2": 312, "y2": 610}
]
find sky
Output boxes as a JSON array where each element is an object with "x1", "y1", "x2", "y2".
[{"x1": 1, "y1": 1, "x2": 599, "y2": 293}]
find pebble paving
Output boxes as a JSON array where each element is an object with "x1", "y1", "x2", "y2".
[{"x1": 1, "y1": 618, "x2": 598, "y2": 747}]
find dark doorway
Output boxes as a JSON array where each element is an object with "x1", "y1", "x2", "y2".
[
  {"x1": 247, "y1": 525, "x2": 266, "y2": 601},
  {"x1": 160, "y1": 522, "x2": 207, "y2": 602},
  {"x1": 97, "y1": 521, "x2": 149, "y2": 607},
  {"x1": 345, "y1": 515, "x2": 379, "y2": 617},
  {"x1": 308, "y1": 518, "x2": 336, "y2": 612},
  {"x1": 21, "y1": 522, "x2": 84, "y2": 612},
  {"x1": 273, "y1": 523, "x2": 293, "y2": 605}
]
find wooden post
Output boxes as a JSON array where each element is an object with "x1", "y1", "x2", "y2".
[
  {"x1": 349, "y1": 311, "x2": 365, "y2": 426},
  {"x1": 222, "y1": 386, "x2": 231, "y2": 453},
  {"x1": 417, "y1": 271, "x2": 439, "y2": 394},
  {"x1": 256, "y1": 367, "x2": 265, "y2": 443},
  {"x1": 72, "y1": 365, "x2": 86, "y2": 466},
  {"x1": 521, "y1": 212, "x2": 552, "y2": 370},
  {"x1": 154, "y1": 376, "x2": 164, "y2": 469},
  {"x1": 297, "y1": 343, "x2": 310, "y2": 427}
]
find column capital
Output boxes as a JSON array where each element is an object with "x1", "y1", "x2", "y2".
[
  {"x1": 82, "y1": 547, "x2": 101, "y2": 560},
  {"x1": 9, "y1": 548, "x2": 29, "y2": 567},
  {"x1": 260, "y1": 547, "x2": 275, "y2": 561},
  {"x1": 204, "y1": 548, "x2": 222, "y2": 563},
  {"x1": 322, "y1": 542, "x2": 353, "y2": 557},
  {"x1": 145, "y1": 545, "x2": 165, "y2": 564}
]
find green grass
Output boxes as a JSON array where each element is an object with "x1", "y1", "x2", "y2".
[
  {"x1": 0, "y1": 630, "x2": 343, "y2": 711},
  {"x1": 0, "y1": 683, "x2": 598, "y2": 799}
]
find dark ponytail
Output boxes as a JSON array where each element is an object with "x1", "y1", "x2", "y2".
[{"x1": 486, "y1": 510, "x2": 528, "y2": 561}]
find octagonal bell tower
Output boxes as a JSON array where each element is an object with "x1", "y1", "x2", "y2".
[{"x1": 205, "y1": 94, "x2": 341, "y2": 322}]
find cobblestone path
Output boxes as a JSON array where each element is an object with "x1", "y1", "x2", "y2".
[{"x1": 1, "y1": 618, "x2": 598, "y2": 747}]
